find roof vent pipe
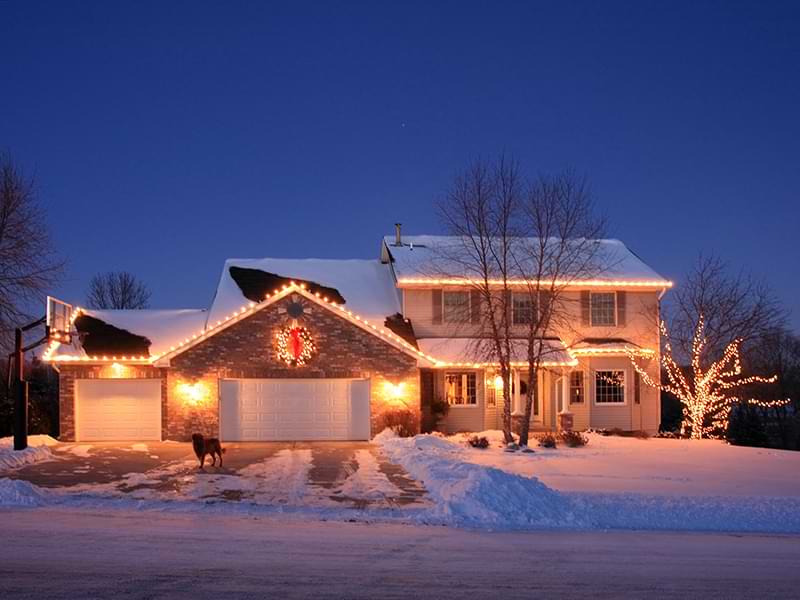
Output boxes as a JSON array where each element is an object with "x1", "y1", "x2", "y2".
[{"x1": 394, "y1": 223, "x2": 402, "y2": 246}]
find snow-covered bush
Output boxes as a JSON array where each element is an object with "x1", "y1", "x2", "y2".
[
  {"x1": 535, "y1": 432, "x2": 558, "y2": 448},
  {"x1": 467, "y1": 435, "x2": 489, "y2": 449},
  {"x1": 559, "y1": 430, "x2": 589, "y2": 447},
  {"x1": 378, "y1": 408, "x2": 419, "y2": 437}
]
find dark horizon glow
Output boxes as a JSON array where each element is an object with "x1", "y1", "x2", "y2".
[{"x1": 1, "y1": 1, "x2": 798, "y2": 331}]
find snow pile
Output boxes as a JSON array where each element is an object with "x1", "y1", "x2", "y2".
[
  {"x1": 375, "y1": 430, "x2": 584, "y2": 528},
  {"x1": 0, "y1": 435, "x2": 58, "y2": 471},
  {"x1": 0, "y1": 478, "x2": 48, "y2": 506}
]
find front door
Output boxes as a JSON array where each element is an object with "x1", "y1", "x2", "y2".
[{"x1": 513, "y1": 370, "x2": 543, "y2": 423}]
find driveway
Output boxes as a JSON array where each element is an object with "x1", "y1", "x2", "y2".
[{"x1": 7, "y1": 441, "x2": 427, "y2": 509}]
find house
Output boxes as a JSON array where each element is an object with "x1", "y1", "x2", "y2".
[{"x1": 44, "y1": 230, "x2": 671, "y2": 442}]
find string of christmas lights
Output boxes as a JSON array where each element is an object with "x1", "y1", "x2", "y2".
[{"x1": 629, "y1": 315, "x2": 790, "y2": 439}]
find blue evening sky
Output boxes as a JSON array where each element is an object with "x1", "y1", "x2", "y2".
[{"x1": 1, "y1": 1, "x2": 798, "y2": 330}]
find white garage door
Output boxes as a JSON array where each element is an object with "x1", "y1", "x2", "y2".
[
  {"x1": 75, "y1": 379, "x2": 162, "y2": 441},
  {"x1": 219, "y1": 379, "x2": 371, "y2": 441}
]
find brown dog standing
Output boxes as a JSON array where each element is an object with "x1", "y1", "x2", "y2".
[{"x1": 191, "y1": 433, "x2": 226, "y2": 469}]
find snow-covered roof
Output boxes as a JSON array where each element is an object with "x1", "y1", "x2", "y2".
[
  {"x1": 80, "y1": 309, "x2": 207, "y2": 357},
  {"x1": 382, "y1": 235, "x2": 671, "y2": 287},
  {"x1": 207, "y1": 258, "x2": 401, "y2": 327},
  {"x1": 417, "y1": 338, "x2": 576, "y2": 367}
]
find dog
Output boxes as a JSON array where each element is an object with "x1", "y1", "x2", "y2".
[{"x1": 191, "y1": 433, "x2": 226, "y2": 469}]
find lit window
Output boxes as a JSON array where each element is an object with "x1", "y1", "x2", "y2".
[
  {"x1": 443, "y1": 291, "x2": 470, "y2": 323},
  {"x1": 512, "y1": 293, "x2": 534, "y2": 325},
  {"x1": 569, "y1": 371, "x2": 584, "y2": 404},
  {"x1": 445, "y1": 372, "x2": 477, "y2": 405},
  {"x1": 595, "y1": 370, "x2": 625, "y2": 404},
  {"x1": 590, "y1": 292, "x2": 616, "y2": 326}
]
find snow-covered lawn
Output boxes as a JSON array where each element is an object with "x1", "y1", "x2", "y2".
[
  {"x1": 0, "y1": 435, "x2": 58, "y2": 471},
  {"x1": 446, "y1": 430, "x2": 800, "y2": 497}
]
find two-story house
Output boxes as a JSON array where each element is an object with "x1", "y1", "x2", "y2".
[{"x1": 44, "y1": 230, "x2": 670, "y2": 443}]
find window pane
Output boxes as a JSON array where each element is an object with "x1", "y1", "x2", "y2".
[
  {"x1": 595, "y1": 370, "x2": 625, "y2": 404},
  {"x1": 443, "y1": 292, "x2": 470, "y2": 323},
  {"x1": 445, "y1": 372, "x2": 477, "y2": 405},
  {"x1": 569, "y1": 371, "x2": 584, "y2": 403},
  {"x1": 512, "y1": 293, "x2": 534, "y2": 325},
  {"x1": 590, "y1": 293, "x2": 616, "y2": 326}
]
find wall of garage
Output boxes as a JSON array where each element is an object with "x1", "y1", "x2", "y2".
[{"x1": 166, "y1": 293, "x2": 420, "y2": 440}]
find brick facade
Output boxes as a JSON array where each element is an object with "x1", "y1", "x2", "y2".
[{"x1": 58, "y1": 293, "x2": 421, "y2": 441}]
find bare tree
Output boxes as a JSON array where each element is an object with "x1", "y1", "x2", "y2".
[
  {"x1": 670, "y1": 255, "x2": 786, "y2": 361},
  {"x1": 514, "y1": 171, "x2": 606, "y2": 447},
  {"x1": 0, "y1": 153, "x2": 63, "y2": 350},
  {"x1": 438, "y1": 157, "x2": 522, "y2": 443},
  {"x1": 86, "y1": 271, "x2": 151, "y2": 309}
]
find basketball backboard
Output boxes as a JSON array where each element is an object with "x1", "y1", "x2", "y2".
[{"x1": 46, "y1": 296, "x2": 74, "y2": 343}]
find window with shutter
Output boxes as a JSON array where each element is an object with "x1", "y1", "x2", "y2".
[
  {"x1": 443, "y1": 291, "x2": 470, "y2": 323},
  {"x1": 590, "y1": 292, "x2": 616, "y2": 326}
]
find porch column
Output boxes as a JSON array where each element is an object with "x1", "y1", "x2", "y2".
[{"x1": 557, "y1": 368, "x2": 574, "y2": 431}]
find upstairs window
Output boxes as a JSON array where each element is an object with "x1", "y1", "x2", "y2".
[
  {"x1": 569, "y1": 371, "x2": 584, "y2": 404},
  {"x1": 445, "y1": 372, "x2": 477, "y2": 406},
  {"x1": 590, "y1": 292, "x2": 616, "y2": 326},
  {"x1": 443, "y1": 291, "x2": 470, "y2": 323},
  {"x1": 595, "y1": 370, "x2": 625, "y2": 404},
  {"x1": 512, "y1": 292, "x2": 534, "y2": 325}
]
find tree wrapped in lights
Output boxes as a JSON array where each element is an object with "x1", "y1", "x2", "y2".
[{"x1": 630, "y1": 315, "x2": 789, "y2": 439}]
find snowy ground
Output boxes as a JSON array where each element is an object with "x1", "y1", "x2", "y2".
[
  {"x1": 2, "y1": 432, "x2": 799, "y2": 534},
  {"x1": 0, "y1": 435, "x2": 58, "y2": 470},
  {"x1": 1, "y1": 509, "x2": 799, "y2": 599}
]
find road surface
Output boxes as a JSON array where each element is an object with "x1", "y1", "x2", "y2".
[{"x1": 2, "y1": 508, "x2": 799, "y2": 599}]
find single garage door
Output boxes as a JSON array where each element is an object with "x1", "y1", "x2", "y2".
[
  {"x1": 75, "y1": 379, "x2": 162, "y2": 441},
  {"x1": 219, "y1": 379, "x2": 371, "y2": 441}
]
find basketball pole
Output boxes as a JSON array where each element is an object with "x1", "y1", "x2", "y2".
[
  {"x1": 13, "y1": 327, "x2": 27, "y2": 451},
  {"x1": 11, "y1": 316, "x2": 47, "y2": 452}
]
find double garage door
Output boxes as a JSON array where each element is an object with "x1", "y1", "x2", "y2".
[
  {"x1": 220, "y1": 379, "x2": 371, "y2": 441},
  {"x1": 74, "y1": 378, "x2": 370, "y2": 442}
]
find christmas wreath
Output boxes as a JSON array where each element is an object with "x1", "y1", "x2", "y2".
[{"x1": 276, "y1": 324, "x2": 316, "y2": 366}]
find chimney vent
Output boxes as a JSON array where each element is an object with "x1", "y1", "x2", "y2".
[{"x1": 394, "y1": 223, "x2": 402, "y2": 246}]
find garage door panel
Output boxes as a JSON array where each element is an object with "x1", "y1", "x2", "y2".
[
  {"x1": 75, "y1": 379, "x2": 162, "y2": 441},
  {"x1": 220, "y1": 379, "x2": 370, "y2": 441}
]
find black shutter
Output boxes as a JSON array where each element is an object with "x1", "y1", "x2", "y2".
[
  {"x1": 432, "y1": 289, "x2": 442, "y2": 324},
  {"x1": 617, "y1": 291, "x2": 627, "y2": 326},
  {"x1": 470, "y1": 290, "x2": 481, "y2": 324},
  {"x1": 581, "y1": 291, "x2": 591, "y2": 326}
]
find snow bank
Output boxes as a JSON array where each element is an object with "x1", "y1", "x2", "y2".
[
  {"x1": 376, "y1": 431, "x2": 800, "y2": 533},
  {"x1": 375, "y1": 431, "x2": 585, "y2": 529},
  {"x1": 0, "y1": 478, "x2": 48, "y2": 506},
  {"x1": 0, "y1": 436, "x2": 57, "y2": 471}
]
